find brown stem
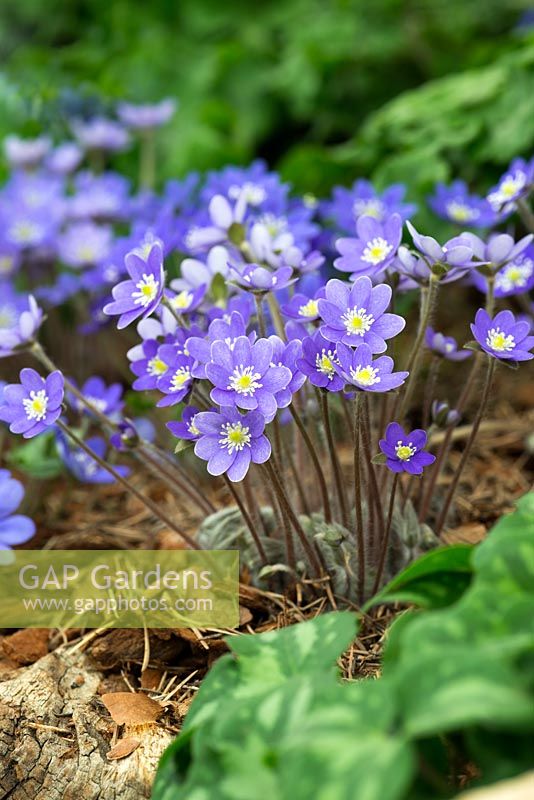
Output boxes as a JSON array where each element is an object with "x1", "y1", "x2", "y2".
[
  {"x1": 222, "y1": 476, "x2": 268, "y2": 564},
  {"x1": 352, "y1": 394, "x2": 366, "y2": 604},
  {"x1": 56, "y1": 420, "x2": 200, "y2": 549},
  {"x1": 434, "y1": 358, "x2": 495, "y2": 536},
  {"x1": 288, "y1": 403, "x2": 331, "y2": 522},
  {"x1": 372, "y1": 473, "x2": 399, "y2": 595},
  {"x1": 319, "y1": 391, "x2": 349, "y2": 529}
]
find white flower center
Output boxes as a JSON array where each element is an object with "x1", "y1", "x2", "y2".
[
  {"x1": 147, "y1": 356, "x2": 169, "y2": 376},
  {"x1": 187, "y1": 416, "x2": 200, "y2": 436},
  {"x1": 10, "y1": 221, "x2": 41, "y2": 244},
  {"x1": 23, "y1": 389, "x2": 49, "y2": 421},
  {"x1": 0, "y1": 303, "x2": 17, "y2": 328},
  {"x1": 219, "y1": 421, "x2": 251, "y2": 453},
  {"x1": 132, "y1": 273, "x2": 159, "y2": 307},
  {"x1": 488, "y1": 172, "x2": 527, "y2": 208},
  {"x1": 341, "y1": 306, "x2": 375, "y2": 336},
  {"x1": 228, "y1": 365, "x2": 263, "y2": 396},
  {"x1": 350, "y1": 365, "x2": 380, "y2": 387},
  {"x1": 486, "y1": 327, "x2": 515, "y2": 353},
  {"x1": 446, "y1": 201, "x2": 479, "y2": 223},
  {"x1": 298, "y1": 299, "x2": 319, "y2": 318},
  {"x1": 0, "y1": 256, "x2": 14, "y2": 274},
  {"x1": 85, "y1": 396, "x2": 108, "y2": 413},
  {"x1": 170, "y1": 367, "x2": 192, "y2": 392},
  {"x1": 315, "y1": 349, "x2": 337, "y2": 380},
  {"x1": 258, "y1": 213, "x2": 287, "y2": 238},
  {"x1": 395, "y1": 440, "x2": 416, "y2": 461},
  {"x1": 362, "y1": 237, "x2": 393, "y2": 265},
  {"x1": 229, "y1": 183, "x2": 266, "y2": 206},
  {"x1": 172, "y1": 291, "x2": 193, "y2": 310},
  {"x1": 495, "y1": 260, "x2": 533, "y2": 292},
  {"x1": 353, "y1": 199, "x2": 384, "y2": 220}
]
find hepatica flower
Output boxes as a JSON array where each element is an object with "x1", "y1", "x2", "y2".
[
  {"x1": 72, "y1": 117, "x2": 130, "y2": 153},
  {"x1": 281, "y1": 288, "x2": 325, "y2": 324},
  {"x1": 194, "y1": 408, "x2": 271, "y2": 482},
  {"x1": 296, "y1": 330, "x2": 344, "y2": 392},
  {"x1": 323, "y1": 180, "x2": 416, "y2": 234},
  {"x1": 268, "y1": 335, "x2": 305, "y2": 407},
  {"x1": 230, "y1": 263, "x2": 296, "y2": 293},
  {"x1": 334, "y1": 213, "x2": 402, "y2": 278},
  {"x1": 406, "y1": 222, "x2": 478, "y2": 272},
  {"x1": 0, "y1": 369, "x2": 64, "y2": 438},
  {"x1": 117, "y1": 98, "x2": 177, "y2": 130},
  {"x1": 428, "y1": 181, "x2": 496, "y2": 227},
  {"x1": 167, "y1": 405, "x2": 203, "y2": 441},
  {"x1": 206, "y1": 336, "x2": 291, "y2": 419},
  {"x1": 56, "y1": 432, "x2": 130, "y2": 484},
  {"x1": 104, "y1": 240, "x2": 164, "y2": 329},
  {"x1": 0, "y1": 294, "x2": 43, "y2": 358},
  {"x1": 3, "y1": 135, "x2": 51, "y2": 170},
  {"x1": 425, "y1": 327, "x2": 471, "y2": 361},
  {"x1": 155, "y1": 348, "x2": 195, "y2": 407},
  {"x1": 379, "y1": 423, "x2": 436, "y2": 475},
  {"x1": 0, "y1": 469, "x2": 35, "y2": 550},
  {"x1": 318, "y1": 276, "x2": 405, "y2": 352},
  {"x1": 171, "y1": 245, "x2": 230, "y2": 293},
  {"x1": 335, "y1": 343, "x2": 408, "y2": 392},
  {"x1": 486, "y1": 157, "x2": 534, "y2": 212},
  {"x1": 186, "y1": 311, "x2": 254, "y2": 379},
  {"x1": 69, "y1": 376, "x2": 124, "y2": 418},
  {"x1": 58, "y1": 223, "x2": 112, "y2": 269},
  {"x1": 471, "y1": 309, "x2": 534, "y2": 362}
]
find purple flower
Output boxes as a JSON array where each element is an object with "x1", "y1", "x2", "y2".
[
  {"x1": 58, "y1": 223, "x2": 113, "y2": 268},
  {"x1": 296, "y1": 330, "x2": 344, "y2": 392},
  {"x1": 72, "y1": 117, "x2": 130, "y2": 152},
  {"x1": 164, "y1": 284, "x2": 206, "y2": 315},
  {"x1": 0, "y1": 368, "x2": 64, "y2": 438},
  {"x1": 379, "y1": 423, "x2": 436, "y2": 475},
  {"x1": 470, "y1": 245, "x2": 534, "y2": 298},
  {"x1": 67, "y1": 172, "x2": 130, "y2": 221},
  {"x1": 0, "y1": 294, "x2": 43, "y2": 358},
  {"x1": 117, "y1": 99, "x2": 177, "y2": 130},
  {"x1": 56, "y1": 431, "x2": 130, "y2": 484},
  {"x1": 206, "y1": 336, "x2": 291, "y2": 419},
  {"x1": 0, "y1": 469, "x2": 35, "y2": 549},
  {"x1": 110, "y1": 417, "x2": 155, "y2": 451},
  {"x1": 4, "y1": 135, "x2": 51, "y2": 169},
  {"x1": 186, "y1": 194, "x2": 248, "y2": 251},
  {"x1": 171, "y1": 246, "x2": 230, "y2": 293},
  {"x1": 186, "y1": 311, "x2": 254, "y2": 379},
  {"x1": 268, "y1": 335, "x2": 305, "y2": 407},
  {"x1": 395, "y1": 246, "x2": 468, "y2": 287},
  {"x1": 69, "y1": 376, "x2": 124, "y2": 418},
  {"x1": 334, "y1": 213, "x2": 402, "y2": 278},
  {"x1": 335, "y1": 342, "x2": 408, "y2": 392},
  {"x1": 431, "y1": 401, "x2": 460, "y2": 429},
  {"x1": 425, "y1": 327, "x2": 471, "y2": 361},
  {"x1": 201, "y1": 160, "x2": 289, "y2": 215},
  {"x1": 470, "y1": 309, "x2": 534, "y2": 362},
  {"x1": 46, "y1": 142, "x2": 83, "y2": 174},
  {"x1": 194, "y1": 407, "x2": 271, "y2": 482},
  {"x1": 461, "y1": 232, "x2": 533, "y2": 273},
  {"x1": 318, "y1": 276, "x2": 405, "y2": 352},
  {"x1": 281, "y1": 287, "x2": 325, "y2": 323},
  {"x1": 323, "y1": 180, "x2": 416, "y2": 234},
  {"x1": 486, "y1": 158, "x2": 534, "y2": 212},
  {"x1": 406, "y1": 221, "x2": 478, "y2": 271},
  {"x1": 428, "y1": 181, "x2": 497, "y2": 227},
  {"x1": 155, "y1": 347, "x2": 195, "y2": 407},
  {"x1": 103, "y1": 240, "x2": 165, "y2": 329},
  {"x1": 167, "y1": 406, "x2": 203, "y2": 441},
  {"x1": 230, "y1": 263, "x2": 296, "y2": 293}
]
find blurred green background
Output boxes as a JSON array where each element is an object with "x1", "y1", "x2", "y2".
[{"x1": 1, "y1": 0, "x2": 534, "y2": 201}]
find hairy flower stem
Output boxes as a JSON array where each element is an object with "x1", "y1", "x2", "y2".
[
  {"x1": 288, "y1": 403, "x2": 332, "y2": 522},
  {"x1": 222, "y1": 476, "x2": 268, "y2": 565},
  {"x1": 418, "y1": 352, "x2": 480, "y2": 522},
  {"x1": 516, "y1": 197, "x2": 534, "y2": 234},
  {"x1": 319, "y1": 391, "x2": 349, "y2": 530},
  {"x1": 263, "y1": 460, "x2": 323, "y2": 576},
  {"x1": 434, "y1": 358, "x2": 495, "y2": 536},
  {"x1": 281, "y1": 435, "x2": 311, "y2": 515},
  {"x1": 372, "y1": 473, "x2": 399, "y2": 596},
  {"x1": 361, "y1": 396, "x2": 385, "y2": 553},
  {"x1": 266, "y1": 293, "x2": 286, "y2": 340},
  {"x1": 32, "y1": 342, "x2": 213, "y2": 513},
  {"x1": 56, "y1": 419, "x2": 201, "y2": 549},
  {"x1": 352, "y1": 394, "x2": 366, "y2": 604},
  {"x1": 397, "y1": 276, "x2": 439, "y2": 420},
  {"x1": 254, "y1": 294, "x2": 267, "y2": 338},
  {"x1": 138, "y1": 444, "x2": 215, "y2": 516},
  {"x1": 422, "y1": 356, "x2": 441, "y2": 431},
  {"x1": 485, "y1": 275, "x2": 496, "y2": 317}
]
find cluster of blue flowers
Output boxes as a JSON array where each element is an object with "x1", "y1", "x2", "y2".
[{"x1": 0, "y1": 101, "x2": 533, "y2": 575}]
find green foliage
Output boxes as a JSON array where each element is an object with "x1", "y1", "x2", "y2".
[
  {"x1": 152, "y1": 493, "x2": 534, "y2": 800},
  {"x1": 6, "y1": 429, "x2": 63, "y2": 479},
  {"x1": 0, "y1": 1, "x2": 532, "y2": 194}
]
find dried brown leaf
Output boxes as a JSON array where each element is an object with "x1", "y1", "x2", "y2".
[
  {"x1": 106, "y1": 737, "x2": 140, "y2": 760},
  {"x1": 101, "y1": 692, "x2": 163, "y2": 725}
]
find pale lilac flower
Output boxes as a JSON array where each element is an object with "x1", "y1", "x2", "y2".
[
  {"x1": 379, "y1": 423, "x2": 436, "y2": 475},
  {"x1": 117, "y1": 99, "x2": 177, "y2": 130},
  {"x1": 335, "y1": 342, "x2": 408, "y2": 392},
  {"x1": 471, "y1": 309, "x2": 534, "y2": 362},
  {"x1": 103, "y1": 241, "x2": 165, "y2": 329},
  {"x1": 194, "y1": 407, "x2": 271, "y2": 482},
  {"x1": 0, "y1": 368, "x2": 64, "y2": 438}
]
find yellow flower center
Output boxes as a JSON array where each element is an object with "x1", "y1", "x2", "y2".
[
  {"x1": 395, "y1": 441, "x2": 416, "y2": 462},
  {"x1": 219, "y1": 421, "x2": 251, "y2": 453},
  {"x1": 298, "y1": 299, "x2": 319, "y2": 318}
]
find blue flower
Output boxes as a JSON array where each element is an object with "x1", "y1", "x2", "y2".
[{"x1": 0, "y1": 469, "x2": 35, "y2": 550}]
